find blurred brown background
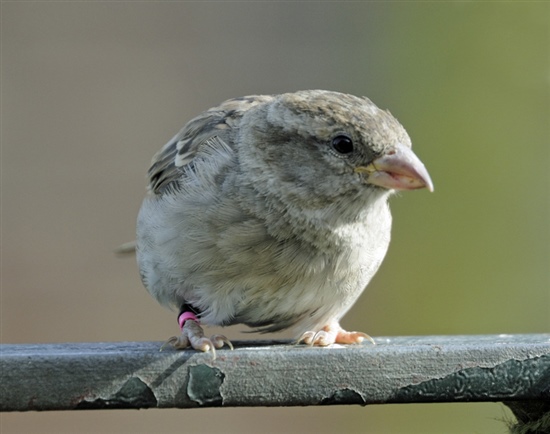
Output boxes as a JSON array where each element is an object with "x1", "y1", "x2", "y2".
[{"x1": 2, "y1": 2, "x2": 548, "y2": 433}]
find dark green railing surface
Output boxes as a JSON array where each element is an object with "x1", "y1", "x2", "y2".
[{"x1": 2, "y1": 334, "x2": 549, "y2": 431}]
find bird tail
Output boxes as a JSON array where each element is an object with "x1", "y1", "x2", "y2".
[{"x1": 114, "y1": 240, "x2": 137, "y2": 256}]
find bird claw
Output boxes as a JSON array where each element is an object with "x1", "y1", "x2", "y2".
[
  {"x1": 161, "y1": 334, "x2": 189, "y2": 350},
  {"x1": 160, "y1": 320, "x2": 233, "y2": 359},
  {"x1": 298, "y1": 324, "x2": 375, "y2": 346},
  {"x1": 210, "y1": 334, "x2": 234, "y2": 351},
  {"x1": 297, "y1": 331, "x2": 316, "y2": 346}
]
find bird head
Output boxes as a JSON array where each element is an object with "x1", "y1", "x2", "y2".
[{"x1": 237, "y1": 90, "x2": 433, "y2": 212}]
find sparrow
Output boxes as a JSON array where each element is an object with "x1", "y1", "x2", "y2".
[{"x1": 135, "y1": 90, "x2": 433, "y2": 356}]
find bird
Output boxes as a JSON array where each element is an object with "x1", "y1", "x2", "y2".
[{"x1": 135, "y1": 90, "x2": 433, "y2": 356}]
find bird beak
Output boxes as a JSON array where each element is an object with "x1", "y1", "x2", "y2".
[{"x1": 355, "y1": 143, "x2": 434, "y2": 192}]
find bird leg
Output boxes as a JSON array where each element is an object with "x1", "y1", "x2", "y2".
[
  {"x1": 298, "y1": 321, "x2": 375, "y2": 346},
  {"x1": 163, "y1": 311, "x2": 233, "y2": 358}
]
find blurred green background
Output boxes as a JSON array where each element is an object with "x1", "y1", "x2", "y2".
[{"x1": 2, "y1": 2, "x2": 548, "y2": 433}]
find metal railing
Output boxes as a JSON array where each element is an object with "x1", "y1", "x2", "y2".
[{"x1": 2, "y1": 334, "x2": 549, "y2": 432}]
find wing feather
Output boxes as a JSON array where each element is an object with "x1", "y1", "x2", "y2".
[{"x1": 147, "y1": 95, "x2": 273, "y2": 195}]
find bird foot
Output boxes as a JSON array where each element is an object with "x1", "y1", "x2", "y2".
[
  {"x1": 162, "y1": 313, "x2": 233, "y2": 359},
  {"x1": 298, "y1": 323, "x2": 375, "y2": 346}
]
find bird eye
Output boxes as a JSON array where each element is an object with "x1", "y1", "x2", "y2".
[{"x1": 331, "y1": 135, "x2": 354, "y2": 154}]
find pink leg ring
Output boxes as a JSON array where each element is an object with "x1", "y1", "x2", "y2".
[{"x1": 178, "y1": 311, "x2": 199, "y2": 330}]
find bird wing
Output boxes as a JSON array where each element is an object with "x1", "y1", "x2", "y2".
[{"x1": 147, "y1": 95, "x2": 273, "y2": 195}]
